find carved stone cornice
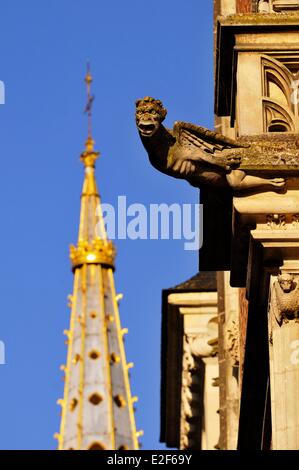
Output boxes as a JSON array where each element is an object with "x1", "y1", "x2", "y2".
[
  {"x1": 273, "y1": 1, "x2": 299, "y2": 11},
  {"x1": 231, "y1": 187, "x2": 299, "y2": 287},
  {"x1": 219, "y1": 11, "x2": 299, "y2": 24},
  {"x1": 236, "y1": 134, "x2": 299, "y2": 174}
]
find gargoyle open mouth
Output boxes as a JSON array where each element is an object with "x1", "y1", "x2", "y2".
[{"x1": 137, "y1": 121, "x2": 158, "y2": 136}]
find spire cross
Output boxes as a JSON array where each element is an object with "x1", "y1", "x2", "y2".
[
  {"x1": 81, "y1": 62, "x2": 99, "y2": 166},
  {"x1": 84, "y1": 62, "x2": 94, "y2": 139}
]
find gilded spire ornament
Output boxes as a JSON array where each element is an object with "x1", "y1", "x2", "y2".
[{"x1": 56, "y1": 65, "x2": 139, "y2": 450}]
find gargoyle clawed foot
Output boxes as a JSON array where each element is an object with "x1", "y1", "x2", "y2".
[
  {"x1": 269, "y1": 178, "x2": 286, "y2": 188},
  {"x1": 226, "y1": 171, "x2": 286, "y2": 190}
]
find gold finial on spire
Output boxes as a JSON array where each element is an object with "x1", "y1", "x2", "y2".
[{"x1": 81, "y1": 62, "x2": 99, "y2": 167}]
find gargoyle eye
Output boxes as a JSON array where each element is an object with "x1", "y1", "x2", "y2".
[{"x1": 151, "y1": 109, "x2": 157, "y2": 115}]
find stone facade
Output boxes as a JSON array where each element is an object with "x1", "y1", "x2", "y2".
[
  {"x1": 159, "y1": 0, "x2": 299, "y2": 451},
  {"x1": 215, "y1": 4, "x2": 299, "y2": 449}
]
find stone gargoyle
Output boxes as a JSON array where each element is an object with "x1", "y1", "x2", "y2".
[{"x1": 135, "y1": 96, "x2": 289, "y2": 191}]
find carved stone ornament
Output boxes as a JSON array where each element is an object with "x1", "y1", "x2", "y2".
[
  {"x1": 179, "y1": 321, "x2": 219, "y2": 450},
  {"x1": 267, "y1": 214, "x2": 287, "y2": 229},
  {"x1": 134, "y1": 97, "x2": 299, "y2": 193},
  {"x1": 189, "y1": 333, "x2": 218, "y2": 358},
  {"x1": 180, "y1": 335, "x2": 200, "y2": 450},
  {"x1": 272, "y1": 273, "x2": 299, "y2": 326},
  {"x1": 259, "y1": 1, "x2": 271, "y2": 12},
  {"x1": 226, "y1": 320, "x2": 240, "y2": 366}
]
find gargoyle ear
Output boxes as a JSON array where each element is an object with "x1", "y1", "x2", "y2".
[
  {"x1": 155, "y1": 100, "x2": 167, "y2": 120},
  {"x1": 135, "y1": 99, "x2": 142, "y2": 108},
  {"x1": 161, "y1": 107, "x2": 167, "y2": 120}
]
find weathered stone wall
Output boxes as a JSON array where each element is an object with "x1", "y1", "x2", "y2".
[
  {"x1": 236, "y1": 0, "x2": 254, "y2": 12},
  {"x1": 214, "y1": 0, "x2": 222, "y2": 18}
]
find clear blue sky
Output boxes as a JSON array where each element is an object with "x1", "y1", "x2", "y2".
[{"x1": 0, "y1": 1, "x2": 213, "y2": 450}]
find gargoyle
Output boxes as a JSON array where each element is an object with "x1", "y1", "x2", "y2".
[
  {"x1": 272, "y1": 273, "x2": 299, "y2": 326},
  {"x1": 135, "y1": 97, "x2": 286, "y2": 191}
]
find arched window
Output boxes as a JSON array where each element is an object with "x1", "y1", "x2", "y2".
[
  {"x1": 263, "y1": 99, "x2": 295, "y2": 133},
  {"x1": 261, "y1": 55, "x2": 297, "y2": 132}
]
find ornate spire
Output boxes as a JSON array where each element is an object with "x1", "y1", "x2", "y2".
[{"x1": 56, "y1": 66, "x2": 139, "y2": 450}]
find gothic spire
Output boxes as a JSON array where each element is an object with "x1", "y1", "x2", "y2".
[{"x1": 55, "y1": 66, "x2": 139, "y2": 450}]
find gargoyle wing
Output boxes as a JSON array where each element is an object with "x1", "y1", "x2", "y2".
[{"x1": 173, "y1": 121, "x2": 249, "y2": 154}]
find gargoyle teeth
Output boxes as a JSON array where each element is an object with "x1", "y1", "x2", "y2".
[
  {"x1": 139, "y1": 123, "x2": 155, "y2": 130},
  {"x1": 138, "y1": 122, "x2": 156, "y2": 135}
]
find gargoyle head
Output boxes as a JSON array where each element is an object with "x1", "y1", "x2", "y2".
[
  {"x1": 135, "y1": 96, "x2": 167, "y2": 137},
  {"x1": 278, "y1": 273, "x2": 295, "y2": 293}
]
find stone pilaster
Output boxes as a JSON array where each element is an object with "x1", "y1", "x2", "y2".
[
  {"x1": 232, "y1": 185, "x2": 299, "y2": 448},
  {"x1": 217, "y1": 272, "x2": 240, "y2": 450},
  {"x1": 268, "y1": 272, "x2": 299, "y2": 449}
]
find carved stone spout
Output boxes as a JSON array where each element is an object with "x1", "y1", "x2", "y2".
[{"x1": 135, "y1": 97, "x2": 299, "y2": 192}]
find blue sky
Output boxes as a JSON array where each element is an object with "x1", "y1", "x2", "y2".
[{"x1": 0, "y1": 1, "x2": 213, "y2": 450}]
